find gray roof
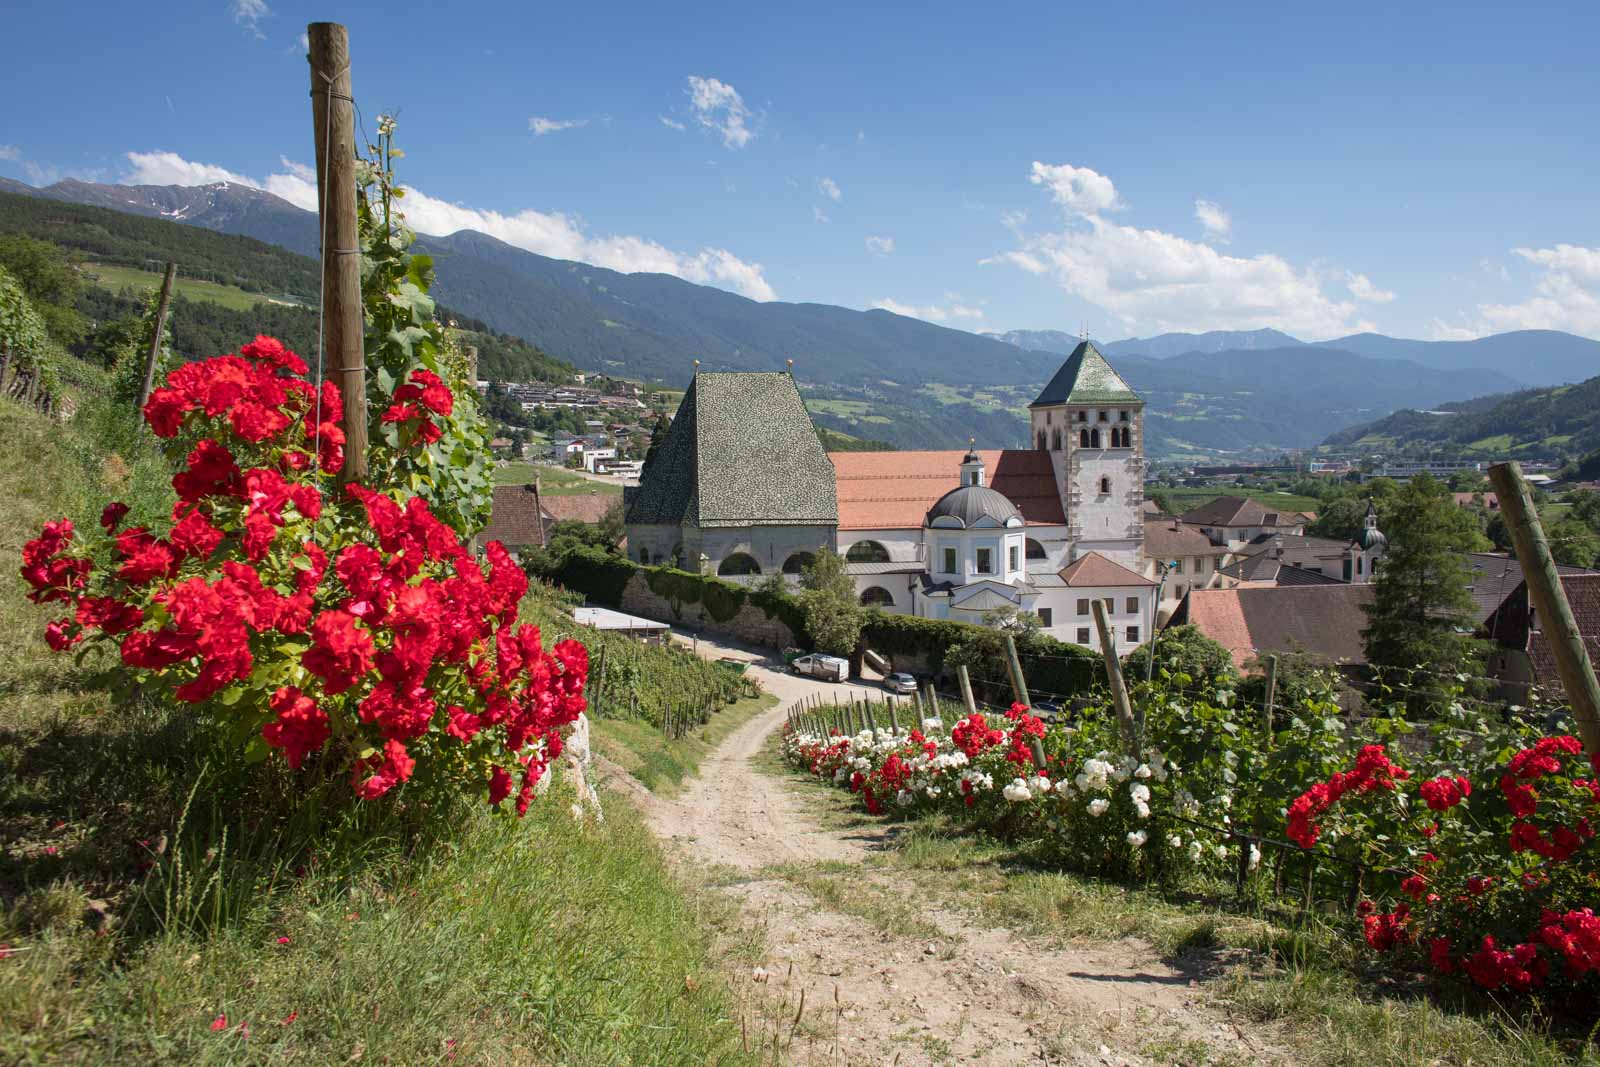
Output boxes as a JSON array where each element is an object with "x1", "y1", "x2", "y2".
[
  {"x1": 1029, "y1": 341, "x2": 1141, "y2": 407},
  {"x1": 625, "y1": 372, "x2": 839, "y2": 528},
  {"x1": 844, "y1": 560, "x2": 926, "y2": 575},
  {"x1": 926, "y1": 484, "x2": 1022, "y2": 527},
  {"x1": 1466, "y1": 553, "x2": 1591, "y2": 625}
]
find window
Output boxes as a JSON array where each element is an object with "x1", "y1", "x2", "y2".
[
  {"x1": 1077, "y1": 627, "x2": 1091, "y2": 644},
  {"x1": 1098, "y1": 410, "x2": 1108, "y2": 422},
  {"x1": 1126, "y1": 597, "x2": 1138, "y2": 614},
  {"x1": 1037, "y1": 429, "x2": 1047, "y2": 450},
  {"x1": 1090, "y1": 428, "x2": 1101, "y2": 448},
  {"x1": 1356, "y1": 556, "x2": 1364, "y2": 575},
  {"x1": 1037, "y1": 608, "x2": 1053, "y2": 627},
  {"x1": 967, "y1": 471, "x2": 979, "y2": 486},
  {"x1": 1171, "y1": 559, "x2": 1184, "y2": 574},
  {"x1": 1045, "y1": 410, "x2": 1052, "y2": 424},
  {"x1": 1077, "y1": 410, "x2": 1087, "y2": 423},
  {"x1": 1008, "y1": 545, "x2": 1019, "y2": 571},
  {"x1": 1079, "y1": 428, "x2": 1089, "y2": 447},
  {"x1": 1025, "y1": 538, "x2": 1046, "y2": 560},
  {"x1": 1099, "y1": 476, "x2": 1111, "y2": 495},
  {"x1": 942, "y1": 547, "x2": 957, "y2": 573},
  {"x1": 1126, "y1": 625, "x2": 1140, "y2": 643},
  {"x1": 1196, "y1": 556, "x2": 1207, "y2": 572},
  {"x1": 1119, "y1": 410, "x2": 1130, "y2": 422},
  {"x1": 1053, "y1": 428, "x2": 1063, "y2": 450},
  {"x1": 846, "y1": 540, "x2": 891, "y2": 563},
  {"x1": 1076, "y1": 598, "x2": 1090, "y2": 616},
  {"x1": 976, "y1": 547, "x2": 993, "y2": 574},
  {"x1": 860, "y1": 586, "x2": 894, "y2": 607},
  {"x1": 639, "y1": 547, "x2": 651, "y2": 565}
]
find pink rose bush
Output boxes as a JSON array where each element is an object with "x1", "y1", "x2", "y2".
[{"x1": 20, "y1": 336, "x2": 587, "y2": 812}]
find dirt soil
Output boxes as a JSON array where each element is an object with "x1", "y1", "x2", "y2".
[{"x1": 607, "y1": 636, "x2": 1273, "y2": 1067}]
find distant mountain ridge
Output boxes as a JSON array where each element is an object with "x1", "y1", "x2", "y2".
[{"x1": 2, "y1": 176, "x2": 1588, "y2": 458}]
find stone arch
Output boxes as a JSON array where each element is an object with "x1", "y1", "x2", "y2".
[
  {"x1": 717, "y1": 552, "x2": 762, "y2": 576},
  {"x1": 845, "y1": 540, "x2": 891, "y2": 563},
  {"x1": 860, "y1": 585, "x2": 895, "y2": 607},
  {"x1": 1025, "y1": 538, "x2": 1046, "y2": 560},
  {"x1": 1052, "y1": 428, "x2": 1063, "y2": 450},
  {"x1": 1099, "y1": 476, "x2": 1112, "y2": 494},
  {"x1": 639, "y1": 547, "x2": 651, "y2": 565},
  {"x1": 1079, "y1": 428, "x2": 1089, "y2": 447},
  {"x1": 1036, "y1": 429, "x2": 1047, "y2": 450},
  {"x1": 781, "y1": 550, "x2": 816, "y2": 574}
]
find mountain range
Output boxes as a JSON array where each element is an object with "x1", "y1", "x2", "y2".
[{"x1": 4, "y1": 176, "x2": 1596, "y2": 458}]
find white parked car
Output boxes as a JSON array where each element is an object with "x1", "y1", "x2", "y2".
[
  {"x1": 791, "y1": 654, "x2": 848, "y2": 682},
  {"x1": 882, "y1": 672, "x2": 918, "y2": 695}
]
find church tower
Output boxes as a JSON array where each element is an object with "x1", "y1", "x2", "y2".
[{"x1": 1027, "y1": 341, "x2": 1145, "y2": 569}]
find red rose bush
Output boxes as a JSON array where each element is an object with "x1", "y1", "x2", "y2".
[{"x1": 20, "y1": 336, "x2": 587, "y2": 812}]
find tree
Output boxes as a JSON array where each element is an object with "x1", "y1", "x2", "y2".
[
  {"x1": 798, "y1": 549, "x2": 863, "y2": 657},
  {"x1": 1548, "y1": 515, "x2": 1600, "y2": 568},
  {"x1": 1129, "y1": 624, "x2": 1235, "y2": 687},
  {"x1": 0, "y1": 234, "x2": 85, "y2": 347},
  {"x1": 1361, "y1": 474, "x2": 1488, "y2": 698},
  {"x1": 1308, "y1": 497, "x2": 1372, "y2": 542},
  {"x1": 1146, "y1": 488, "x2": 1175, "y2": 516}
]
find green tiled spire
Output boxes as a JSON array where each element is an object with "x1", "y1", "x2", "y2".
[{"x1": 1029, "y1": 341, "x2": 1141, "y2": 407}]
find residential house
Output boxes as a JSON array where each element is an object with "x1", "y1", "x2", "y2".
[
  {"x1": 1482, "y1": 573, "x2": 1600, "y2": 704},
  {"x1": 1174, "y1": 584, "x2": 1375, "y2": 673}
]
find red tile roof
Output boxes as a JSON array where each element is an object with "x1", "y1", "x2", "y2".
[
  {"x1": 541, "y1": 492, "x2": 619, "y2": 526},
  {"x1": 830, "y1": 449, "x2": 1065, "y2": 531},
  {"x1": 1182, "y1": 585, "x2": 1374, "y2": 671},
  {"x1": 1058, "y1": 551, "x2": 1155, "y2": 588},
  {"x1": 1528, "y1": 574, "x2": 1600, "y2": 700},
  {"x1": 483, "y1": 485, "x2": 547, "y2": 549}
]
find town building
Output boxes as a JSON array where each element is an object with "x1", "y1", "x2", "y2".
[{"x1": 625, "y1": 343, "x2": 1156, "y2": 654}]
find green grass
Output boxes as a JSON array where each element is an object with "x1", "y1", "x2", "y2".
[
  {"x1": 1158, "y1": 486, "x2": 1323, "y2": 515},
  {"x1": 0, "y1": 390, "x2": 758, "y2": 1066},
  {"x1": 84, "y1": 262, "x2": 302, "y2": 313},
  {"x1": 593, "y1": 693, "x2": 778, "y2": 794},
  {"x1": 493, "y1": 462, "x2": 623, "y2": 496}
]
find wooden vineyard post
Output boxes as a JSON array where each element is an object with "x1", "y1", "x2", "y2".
[
  {"x1": 957, "y1": 664, "x2": 978, "y2": 716},
  {"x1": 307, "y1": 22, "x2": 369, "y2": 482},
  {"x1": 1028, "y1": 736, "x2": 1048, "y2": 774},
  {"x1": 1003, "y1": 633, "x2": 1032, "y2": 708},
  {"x1": 1092, "y1": 599, "x2": 1140, "y2": 758},
  {"x1": 887, "y1": 700, "x2": 900, "y2": 734},
  {"x1": 136, "y1": 261, "x2": 176, "y2": 414},
  {"x1": 1262, "y1": 654, "x2": 1279, "y2": 742},
  {"x1": 1489, "y1": 461, "x2": 1600, "y2": 755}
]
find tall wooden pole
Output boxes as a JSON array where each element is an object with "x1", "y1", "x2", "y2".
[
  {"x1": 1488, "y1": 461, "x2": 1600, "y2": 754},
  {"x1": 1262, "y1": 654, "x2": 1279, "y2": 744},
  {"x1": 308, "y1": 22, "x2": 368, "y2": 482},
  {"x1": 956, "y1": 664, "x2": 979, "y2": 716},
  {"x1": 1092, "y1": 599, "x2": 1140, "y2": 757},
  {"x1": 1003, "y1": 633, "x2": 1032, "y2": 708},
  {"x1": 136, "y1": 261, "x2": 176, "y2": 414}
]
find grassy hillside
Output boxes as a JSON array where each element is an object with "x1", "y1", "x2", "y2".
[
  {"x1": 1323, "y1": 374, "x2": 1600, "y2": 459},
  {"x1": 0, "y1": 383, "x2": 756, "y2": 1065}
]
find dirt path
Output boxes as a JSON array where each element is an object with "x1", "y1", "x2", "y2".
[{"x1": 623, "y1": 636, "x2": 1265, "y2": 1066}]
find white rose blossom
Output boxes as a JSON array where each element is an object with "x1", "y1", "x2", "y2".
[
  {"x1": 1127, "y1": 830, "x2": 1147, "y2": 848},
  {"x1": 1087, "y1": 798, "x2": 1110, "y2": 817},
  {"x1": 1003, "y1": 779, "x2": 1033, "y2": 803}
]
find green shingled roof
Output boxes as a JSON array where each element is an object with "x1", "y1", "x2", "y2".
[
  {"x1": 1028, "y1": 340, "x2": 1142, "y2": 407},
  {"x1": 625, "y1": 372, "x2": 839, "y2": 528}
]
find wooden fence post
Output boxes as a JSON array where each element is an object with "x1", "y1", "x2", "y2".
[
  {"x1": 1092, "y1": 599, "x2": 1140, "y2": 758},
  {"x1": 136, "y1": 261, "x2": 176, "y2": 415},
  {"x1": 1263, "y1": 654, "x2": 1278, "y2": 743},
  {"x1": 957, "y1": 664, "x2": 978, "y2": 716},
  {"x1": 307, "y1": 22, "x2": 369, "y2": 482},
  {"x1": 1489, "y1": 460, "x2": 1600, "y2": 755},
  {"x1": 1003, "y1": 634, "x2": 1032, "y2": 708}
]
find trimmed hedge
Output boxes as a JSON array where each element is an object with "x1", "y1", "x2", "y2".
[{"x1": 543, "y1": 545, "x2": 636, "y2": 607}]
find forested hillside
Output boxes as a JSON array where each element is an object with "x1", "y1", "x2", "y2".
[{"x1": 1322, "y1": 374, "x2": 1600, "y2": 458}]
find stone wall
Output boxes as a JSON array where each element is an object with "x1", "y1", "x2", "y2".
[{"x1": 618, "y1": 570, "x2": 798, "y2": 649}]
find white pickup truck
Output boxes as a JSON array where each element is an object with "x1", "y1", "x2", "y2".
[{"x1": 790, "y1": 653, "x2": 848, "y2": 682}]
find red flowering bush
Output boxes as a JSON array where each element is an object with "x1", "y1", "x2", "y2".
[
  {"x1": 1288, "y1": 732, "x2": 1600, "y2": 995},
  {"x1": 20, "y1": 336, "x2": 586, "y2": 813}
]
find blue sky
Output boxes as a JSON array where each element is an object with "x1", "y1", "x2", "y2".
[{"x1": 3, "y1": 1, "x2": 1597, "y2": 342}]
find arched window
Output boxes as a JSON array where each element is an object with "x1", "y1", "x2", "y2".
[
  {"x1": 1079, "y1": 428, "x2": 1089, "y2": 447},
  {"x1": 1036, "y1": 429, "x2": 1047, "y2": 450},
  {"x1": 717, "y1": 552, "x2": 762, "y2": 576},
  {"x1": 860, "y1": 586, "x2": 895, "y2": 607},
  {"x1": 782, "y1": 551, "x2": 815, "y2": 574},
  {"x1": 845, "y1": 540, "x2": 891, "y2": 563},
  {"x1": 1099, "y1": 476, "x2": 1111, "y2": 495},
  {"x1": 1052, "y1": 428, "x2": 1063, "y2": 450},
  {"x1": 639, "y1": 547, "x2": 651, "y2": 565},
  {"x1": 1025, "y1": 538, "x2": 1046, "y2": 560},
  {"x1": 1090, "y1": 428, "x2": 1101, "y2": 448}
]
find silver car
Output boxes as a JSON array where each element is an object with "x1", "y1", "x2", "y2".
[{"x1": 883, "y1": 672, "x2": 918, "y2": 695}]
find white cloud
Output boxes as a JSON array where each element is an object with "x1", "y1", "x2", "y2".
[
  {"x1": 0, "y1": 144, "x2": 19, "y2": 162},
  {"x1": 298, "y1": 31, "x2": 309, "y2": 51},
  {"x1": 871, "y1": 297, "x2": 984, "y2": 324},
  {"x1": 865, "y1": 235, "x2": 894, "y2": 256},
  {"x1": 817, "y1": 177, "x2": 841, "y2": 201},
  {"x1": 812, "y1": 206, "x2": 830, "y2": 224},
  {"x1": 530, "y1": 117, "x2": 588, "y2": 136},
  {"x1": 1437, "y1": 244, "x2": 1600, "y2": 339},
  {"x1": 659, "y1": 115, "x2": 686, "y2": 131},
  {"x1": 1028, "y1": 162, "x2": 1122, "y2": 214},
  {"x1": 232, "y1": 0, "x2": 270, "y2": 36},
  {"x1": 1194, "y1": 199, "x2": 1231, "y2": 239},
  {"x1": 1345, "y1": 271, "x2": 1395, "y2": 304},
  {"x1": 120, "y1": 149, "x2": 776, "y2": 302},
  {"x1": 686, "y1": 75, "x2": 754, "y2": 149},
  {"x1": 993, "y1": 160, "x2": 1370, "y2": 337}
]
